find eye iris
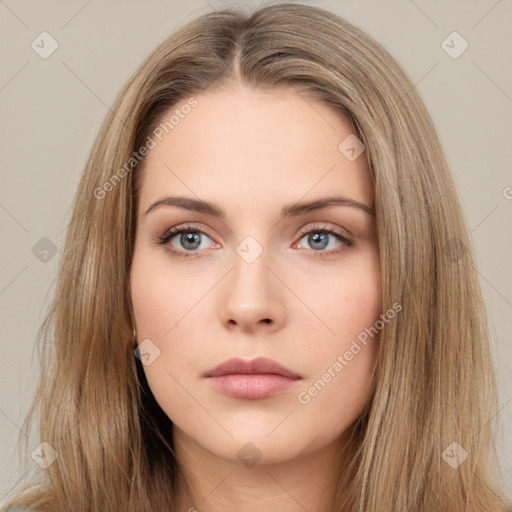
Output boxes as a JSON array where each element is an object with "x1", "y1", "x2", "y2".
[
  {"x1": 181, "y1": 232, "x2": 201, "y2": 250},
  {"x1": 309, "y1": 232, "x2": 328, "y2": 250}
]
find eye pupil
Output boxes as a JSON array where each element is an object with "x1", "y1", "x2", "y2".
[
  {"x1": 181, "y1": 232, "x2": 201, "y2": 250},
  {"x1": 309, "y1": 232, "x2": 328, "y2": 250}
]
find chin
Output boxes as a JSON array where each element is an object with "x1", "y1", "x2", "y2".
[{"x1": 199, "y1": 420, "x2": 315, "y2": 463}]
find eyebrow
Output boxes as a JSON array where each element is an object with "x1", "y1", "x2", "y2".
[{"x1": 144, "y1": 195, "x2": 375, "y2": 218}]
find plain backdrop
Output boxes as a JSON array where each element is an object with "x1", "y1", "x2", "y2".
[{"x1": 1, "y1": 0, "x2": 511, "y2": 502}]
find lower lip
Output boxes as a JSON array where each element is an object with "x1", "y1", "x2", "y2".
[{"x1": 206, "y1": 374, "x2": 301, "y2": 399}]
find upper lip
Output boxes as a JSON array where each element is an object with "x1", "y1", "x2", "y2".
[{"x1": 203, "y1": 357, "x2": 302, "y2": 379}]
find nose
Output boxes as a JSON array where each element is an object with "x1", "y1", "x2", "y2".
[{"x1": 219, "y1": 250, "x2": 285, "y2": 334}]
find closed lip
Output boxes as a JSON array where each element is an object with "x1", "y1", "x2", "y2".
[{"x1": 203, "y1": 357, "x2": 302, "y2": 379}]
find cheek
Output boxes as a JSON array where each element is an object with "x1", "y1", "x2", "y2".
[
  {"x1": 297, "y1": 335, "x2": 378, "y2": 429},
  {"x1": 294, "y1": 248, "x2": 381, "y2": 348},
  {"x1": 294, "y1": 250, "x2": 381, "y2": 414},
  {"x1": 130, "y1": 252, "x2": 201, "y2": 419},
  {"x1": 130, "y1": 248, "x2": 210, "y2": 384},
  {"x1": 130, "y1": 248, "x2": 202, "y2": 339}
]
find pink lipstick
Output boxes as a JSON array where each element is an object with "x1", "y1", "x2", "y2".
[{"x1": 203, "y1": 356, "x2": 303, "y2": 399}]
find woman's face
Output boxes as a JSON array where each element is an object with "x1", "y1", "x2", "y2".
[{"x1": 130, "y1": 84, "x2": 381, "y2": 465}]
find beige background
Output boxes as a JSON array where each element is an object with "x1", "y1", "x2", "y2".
[{"x1": 1, "y1": 0, "x2": 511, "y2": 501}]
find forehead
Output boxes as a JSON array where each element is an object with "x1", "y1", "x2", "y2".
[{"x1": 137, "y1": 84, "x2": 373, "y2": 216}]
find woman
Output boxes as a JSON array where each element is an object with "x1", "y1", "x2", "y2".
[{"x1": 2, "y1": 3, "x2": 510, "y2": 511}]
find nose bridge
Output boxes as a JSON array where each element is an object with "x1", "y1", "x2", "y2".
[
  {"x1": 231, "y1": 236, "x2": 273, "y2": 302},
  {"x1": 219, "y1": 235, "x2": 284, "y2": 330}
]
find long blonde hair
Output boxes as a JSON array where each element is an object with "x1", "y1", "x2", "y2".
[{"x1": 3, "y1": 3, "x2": 510, "y2": 511}]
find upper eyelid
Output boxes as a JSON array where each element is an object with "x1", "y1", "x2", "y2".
[
  {"x1": 296, "y1": 222, "x2": 351, "y2": 237},
  {"x1": 163, "y1": 222, "x2": 350, "y2": 244}
]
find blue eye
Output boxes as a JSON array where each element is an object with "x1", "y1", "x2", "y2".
[
  {"x1": 155, "y1": 223, "x2": 353, "y2": 258},
  {"x1": 156, "y1": 224, "x2": 215, "y2": 257},
  {"x1": 295, "y1": 224, "x2": 353, "y2": 258}
]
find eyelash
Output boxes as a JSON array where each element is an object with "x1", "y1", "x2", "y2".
[{"x1": 155, "y1": 223, "x2": 353, "y2": 259}]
